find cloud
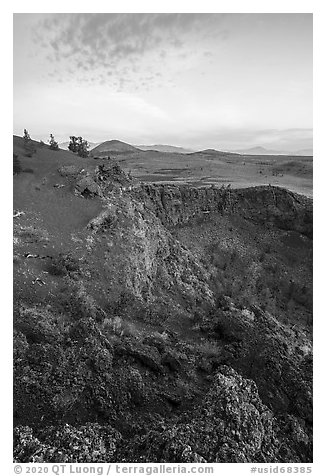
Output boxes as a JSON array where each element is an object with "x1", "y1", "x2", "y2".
[{"x1": 33, "y1": 13, "x2": 227, "y2": 89}]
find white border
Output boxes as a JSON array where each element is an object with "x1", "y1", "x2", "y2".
[{"x1": 2, "y1": 1, "x2": 323, "y2": 473}]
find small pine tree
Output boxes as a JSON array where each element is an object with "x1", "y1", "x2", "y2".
[
  {"x1": 68, "y1": 136, "x2": 79, "y2": 153},
  {"x1": 77, "y1": 136, "x2": 89, "y2": 158},
  {"x1": 68, "y1": 135, "x2": 89, "y2": 157},
  {"x1": 49, "y1": 134, "x2": 59, "y2": 150},
  {"x1": 23, "y1": 129, "x2": 36, "y2": 155},
  {"x1": 23, "y1": 129, "x2": 31, "y2": 143}
]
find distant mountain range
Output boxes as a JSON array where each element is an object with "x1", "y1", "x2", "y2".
[
  {"x1": 59, "y1": 139, "x2": 313, "y2": 157},
  {"x1": 232, "y1": 146, "x2": 313, "y2": 156},
  {"x1": 292, "y1": 149, "x2": 313, "y2": 156},
  {"x1": 233, "y1": 146, "x2": 287, "y2": 155},
  {"x1": 137, "y1": 144, "x2": 194, "y2": 154}
]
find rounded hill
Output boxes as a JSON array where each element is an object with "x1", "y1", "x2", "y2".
[{"x1": 91, "y1": 140, "x2": 140, "y2": 155}]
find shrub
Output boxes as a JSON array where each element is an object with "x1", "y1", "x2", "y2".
[
  {"x1": 23, "y1": 128, "x2": 31, "y2": 143},
  {"x1": 68, "y1": 136, "x2": 78, "y2": 153},
  {"x1": 48, "y1": 134, "x2": 59, "y2": 150},
  {"x1": 23, "y1": 129, "x2": 36, "y2": 155},
  {"x1": 68, "y1": 136, "x2": 89, "y2": 157},
  {"x1": 23, "y1": 168, "x2": 34, "y2": 174}
]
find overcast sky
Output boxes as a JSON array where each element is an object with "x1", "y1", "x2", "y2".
[{"x1": 13, "y1": 13, "x2": 312, "y2": 151}]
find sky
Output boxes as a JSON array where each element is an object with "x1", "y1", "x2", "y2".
[{"x1": 13, "y1": 13, "x2": 313, "y2": 151}]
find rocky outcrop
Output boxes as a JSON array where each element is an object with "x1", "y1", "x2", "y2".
[
  {"x1": 135, "y1": 184, "x2": 313, "y2": 237},
  {"x1": 59, "y1": 160, "x2": 133, "y2": 198},
  {"x1": 60, "y1": 161, "x2": 312, "y2": 237},
  {"x1": 14, "y1": 423, "x2": 122, "y2": 463},
  {"x1": 85, "y1": 190, "x2": 214, "y2": 307},
  {"x1": 197, "y1": 299, "x2": 313, "y2": 426},
  {"x1": 119, "y1": 366, "x2": 311, "y2": 463}
]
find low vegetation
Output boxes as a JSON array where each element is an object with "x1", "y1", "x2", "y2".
[
  {"x1": 68, "y1": 136, "x2": 89, "y2": 157},
  {"x1": 48, "y1": 134, "x2": 59, "y2": 151}
]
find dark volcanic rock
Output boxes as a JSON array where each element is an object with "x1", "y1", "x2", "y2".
[
  {"x1": 14, "y1": 423, "x2": 122, "y2": 463},
  {"x1": 75, "y1": 175, "x2": 102, "y2": 197},
  {"x1": 136, "y1": 184, "x2": 312, "y2": 237},
  {"x1": 119, "y1": 366, "x2": 311, "y2": 463},
  {"x1": 85, "y1": 191, "x2": 215, "y2": 307}
]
